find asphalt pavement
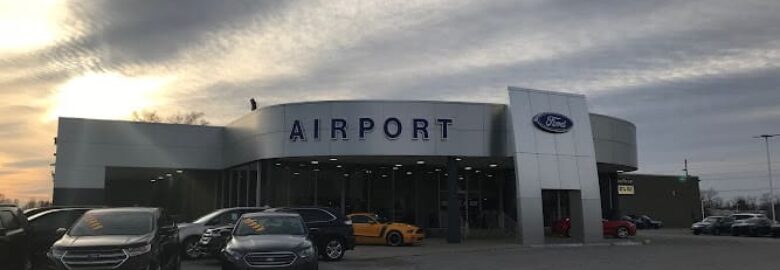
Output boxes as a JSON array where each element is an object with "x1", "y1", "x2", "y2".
[{"x1": 184, "y1": 229, "x2": 780, "y2": 270}]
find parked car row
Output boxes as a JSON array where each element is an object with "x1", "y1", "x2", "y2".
[
  {"x1": 552, "y1": 217, "x2": 638, "y2": 239},
  {"x1": 1, "y1": 204, "x2": 180, "y2": 270},
  {"x1": 622, "y1": 215, "x2": 663, "y2": 229},
  {"x1": 2, "y1": 203, "x2": 427, "y2": 270},
  {"x1": 691, "y1": 214, "x2": 780, "y2": 237}
]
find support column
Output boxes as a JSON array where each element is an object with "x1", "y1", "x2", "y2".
[
  {"x1": 568, "y1": 191, "x2": 585, "y2": 241},
  {"x1": 340, "y1": 175, "x2": 346, "y2": 216},
  {"x1": 513, "y1": 154, "x2": 544, "y2": 245},
  {"x1": 256, "y1": 161, "x2": 262, "y2": 207},
  {"x1": 227, "y1": 171, "x2": 233, "y2": 207},
  {"x1": 446, "y1": 157, "x2": 461, "y2": 243},
  {"x1": 610, "y1": 174, "x2": 620, "y2": 218}
]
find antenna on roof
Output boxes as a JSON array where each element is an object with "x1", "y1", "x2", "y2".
[{"x1": 250, "y1": 98, "x2": 257, "y2": 111}]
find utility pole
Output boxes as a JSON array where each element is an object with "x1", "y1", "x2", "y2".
[{"x1": 754, "y1": 134, "x2": 780, "y2": 222}]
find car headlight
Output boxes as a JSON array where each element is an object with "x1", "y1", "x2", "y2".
[
  {"x1": 223, "y1": 247, "x2": 243, "y2": 261},
  {"x1": 298, "y1": 245, "x2": 315, "y2": 258},
  {"x1": 125, "y1": 244, "x2": 152, "y2": 257}
]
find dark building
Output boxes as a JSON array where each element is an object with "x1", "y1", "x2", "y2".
[{"x1": 618, "y1": 174, "x2": 702, "y2": 228}]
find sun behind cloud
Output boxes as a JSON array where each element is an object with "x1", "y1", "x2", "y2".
[
  {"x1": 0, "y1": 0, "x2": 68, "y2": 53},
  {"x1": 49, "y1": 72, "x2": 172, "y2": 120}
]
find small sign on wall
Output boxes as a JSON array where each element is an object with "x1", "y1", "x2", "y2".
[{"x1": 618, "y1": 185, "x2": 635, "y2": 195}]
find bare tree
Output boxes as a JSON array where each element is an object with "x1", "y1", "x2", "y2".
[
  {"x1": 131, "y1": 110, "x2": 209, "y2": 125},
  {"x1": 131, "y1": 111, "x2": 162, "y2": 123},
  {"x1": 701, "y1": 188, "x2": 719, "y2": 201},
  {"x1": 23, "y1": 199, "x2": 36, "y2": 210}
]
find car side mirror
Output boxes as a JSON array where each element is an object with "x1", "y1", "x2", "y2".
[{"x1": 55, "y1": 228, "x2": 67, "y2": 238}]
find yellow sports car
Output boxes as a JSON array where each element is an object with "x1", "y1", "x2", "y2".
[{"x1": 347, "y1": 213, "x2": 425, "y2": 246}]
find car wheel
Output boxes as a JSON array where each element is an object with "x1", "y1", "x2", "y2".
[
  {"x1": 386, "y1": 231, "x2": 404, "y2": 246},
  {"x1": 181, "y1": 237, "x2": 201, "y2": 260},
  {"x1": 693, "y1": 229, "x2": 701, "y2": 235},
  {"x1": 615, "y1": 227, "x2": 630, "y2": 239},
  {"x1": 321, "y1": 238, "x2": 345, "y2": 261},
  {"x1": 731, "y1": 229, "x2": 740, "y2": 236},
  {"x1": 712, "y1": 228, "x2": 720, "y2": 236}
]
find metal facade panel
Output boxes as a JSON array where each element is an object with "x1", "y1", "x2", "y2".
[
  {"x1": 549, "y1": 94, "x2": 576, "y2": 156},
  {"x1": 507, "y1": 91, "x2": 537, "y2": 154},
  {"x1": 558, "y1": 155, "x2": 580, "y2": 189},
  {"x1": 590, "y1": 114, "x2": 638, "y2": 170},
  {"x1": 514, "y1": 153, "x2": 543, "y2": 197},
  {"x1": 528, "y1": 92, "x2": 557, "y2": 155},
  {"x1": 508, "y1": 87, "x2": 603, "y2": 245},
  {"x1": 569, "y1": 98, "x2": 596, "y2": 157},
  {"x1": 538, "y1": 154, "x2": 562, "y2": 189},
  {"x1": 221, "y1": 101, "x2": 504, "y2": 163},
  {"x1": 53, "y1": 164, "x2": 105, "y2": 189}
]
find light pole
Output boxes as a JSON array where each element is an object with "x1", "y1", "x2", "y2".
[{"x1": 755, "y1": 134, "x2": 780, "y2": 222}]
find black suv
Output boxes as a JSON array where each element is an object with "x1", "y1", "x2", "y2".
[
  {"x1": 220, "y1": 212, "x2": 317, "y2": 270},
  {"x1": 0, "y1": 204, "x2": 32, "y2": 270},
  {"x1": 626, "y1": 214, "x2": 663, "y2": 229},
  {"x1": 709, "y1": 216, "x2": 736, "y2": 235},
  {"x1": 27, "y1": 207, "x2": 93, "y2": 269},
  {"x1": 266, "y1": 207, "x2": 355, "y2": 261},
  {"x1": 49, "y1": 208, "x2": 181, "y2": 270}
]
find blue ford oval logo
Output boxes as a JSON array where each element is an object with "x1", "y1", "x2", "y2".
[{"x1": 533, "y1": 112, "x2": 573, "y2": 133}]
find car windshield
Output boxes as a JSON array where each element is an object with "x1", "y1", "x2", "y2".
[
  {"x1": 69, "y1": 211, "x2": 153, "y2": 236},
  {"x1": 234, "y1": 216, "x2": 305, "y2": 236}
]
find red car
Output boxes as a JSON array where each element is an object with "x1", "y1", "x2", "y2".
[{"x1": 552, "y1": 217, "x2": 637, "y2": 238}]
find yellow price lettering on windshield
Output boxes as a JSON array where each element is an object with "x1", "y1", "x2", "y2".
[
  {"x1": 84, "y1": 215, "x2": 104, "y2": 230},
  {"x1": 243, "y1": 218, "x2": 265, "y2": 233}
]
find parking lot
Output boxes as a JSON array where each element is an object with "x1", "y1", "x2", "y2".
[{"x1": 184, "y1": 229, "x2": 780, "y2": 270}]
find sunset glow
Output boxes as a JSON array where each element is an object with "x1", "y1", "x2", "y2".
[
  {"x1": 0, "y1": 0, "x2": 65, "y2": 53},
  {"x1": 50, "y1": 73, "x2": 171, "y2": 120}
]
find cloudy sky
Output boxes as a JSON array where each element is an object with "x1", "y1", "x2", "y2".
[{"x1": 0, "y1": 0, "x2": 778, "y2": 202}]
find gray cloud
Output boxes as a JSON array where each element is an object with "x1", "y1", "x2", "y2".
[
  {"x1": 1, "y1": 0, "x2": 778, "y2": 200},
  {"x1": 3, "y1": 158, "x2": 52, "y2": 169},
  {"x1": 63, "y1": 0, "x2": 291, "y2": 66}
]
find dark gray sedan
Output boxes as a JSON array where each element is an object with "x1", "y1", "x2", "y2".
[{"x1": 220, "y1": 212, "x2": 317, "y2": 270}]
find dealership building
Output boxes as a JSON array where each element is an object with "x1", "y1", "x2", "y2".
[{"x1": 53, "y1": 87, "x2": 638, "y2": 244}]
